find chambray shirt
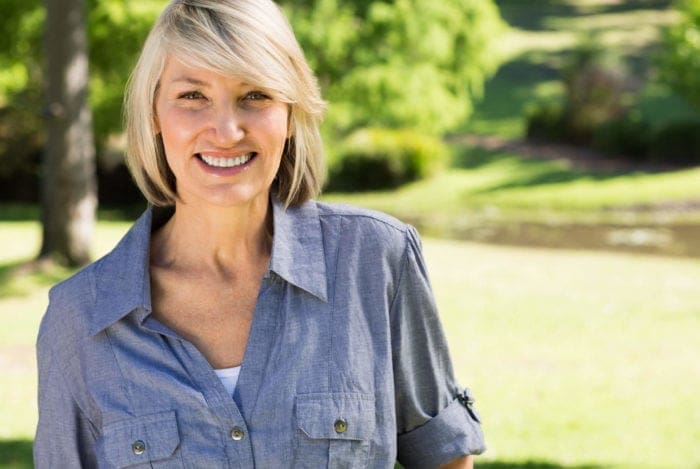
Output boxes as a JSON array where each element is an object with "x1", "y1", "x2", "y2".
[{"x1": 34, "y1": 196, "x2": 485, "y2": 468}]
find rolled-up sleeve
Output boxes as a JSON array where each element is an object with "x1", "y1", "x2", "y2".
[
  {"x1": 34, "y1": 332, "x2": 98, "y2": 468},
  {"x1": 391, "y1": 226, "x2": 485, "y2": 468}
]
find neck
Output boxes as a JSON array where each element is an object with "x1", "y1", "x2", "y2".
[{"x1": 151, "y1": 196, "x2": 273, "y2": 279}]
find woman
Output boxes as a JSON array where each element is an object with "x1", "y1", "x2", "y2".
[{"x1": 34, "y1": 0, "x2": 485, "y2": 467}]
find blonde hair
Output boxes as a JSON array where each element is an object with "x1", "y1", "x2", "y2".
[{"x1": 124, "y1": 0, "x2": 326, "y2": 207}]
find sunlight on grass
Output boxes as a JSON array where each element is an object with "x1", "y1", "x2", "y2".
[
  {"x1": 469, "y1": 166, "x2": 700, "y2": 212},
  {"x1": 0, "y1": 220, "x2": 131, "y2": 440},
  {"x1": 500, "y1": 29, "x2": 577, "y2": 59},
  {"x1": 426, "y1": 238, "x2": 700, "y2": 467},
  {"x1": 324, "y1": 152, "x2": 700, "y2": 226}
]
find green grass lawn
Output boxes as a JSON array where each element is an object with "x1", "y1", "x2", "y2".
[
  {"x1": 2, "y1": 220, "x2": 699, "y2": 468},
  {"x1": 323, "y1": 145, "x2": 700, "y2": 231}
]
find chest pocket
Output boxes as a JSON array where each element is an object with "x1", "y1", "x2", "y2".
[
  {"x1": 100, "y1": 410, "x2": 184, "y2": 468},
  {"x1": 295, "y1": 392, "x2": 376, "y2": 469}
]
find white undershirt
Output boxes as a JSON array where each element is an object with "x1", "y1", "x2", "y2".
[{"x1": 214, "y1": 366, "x2": 242, "y2": 398}]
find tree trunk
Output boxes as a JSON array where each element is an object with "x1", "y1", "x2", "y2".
[{"x1": 40, "y1": 0, "x2": 97, "y2": 267}]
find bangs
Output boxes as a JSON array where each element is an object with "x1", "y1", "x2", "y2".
[{"x1": 161, "y1": 2, "x2": 296, "y2": 103}]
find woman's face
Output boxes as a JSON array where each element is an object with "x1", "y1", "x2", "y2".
[{"x1": 154, "y1": 56, "x2": 289, "y2": 209}]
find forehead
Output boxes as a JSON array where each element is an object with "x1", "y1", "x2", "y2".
[{"x1": 159, "y1": 55, "x2": 244, "y2": 86}]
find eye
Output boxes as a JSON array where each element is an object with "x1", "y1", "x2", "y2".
[
  {"x1": 178, "y1": 91, "x2": 205, "y2": 100},
  {"x1": 244, "y1": 91, "x2": 271, "y2": 102}
]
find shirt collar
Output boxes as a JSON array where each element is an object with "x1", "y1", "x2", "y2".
[
  {"x1": 90, "y1": 207, "x2": 156, "y2": 335},
  {"x1": 269, "y1": 195, "x2": 328, "y2": 302},
  {"x1": 89, "y1": 195, "x2": 327, "y2": 335}
]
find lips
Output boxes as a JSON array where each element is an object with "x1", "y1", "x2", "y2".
[{"x1": 197, "y1": 152, "x2": 256, "y2": 168}]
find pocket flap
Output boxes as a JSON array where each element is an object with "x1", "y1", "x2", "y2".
[
  {"x1": 296, "y1": 392, "x2": 375, "y2": 440},
  {"x1": 102, "y1": 410, "x2": 180, "y2": 467}
]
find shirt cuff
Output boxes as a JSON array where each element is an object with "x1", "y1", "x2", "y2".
[{"x1": 397, "y1": 393, "x2": 486, "y2": 468}]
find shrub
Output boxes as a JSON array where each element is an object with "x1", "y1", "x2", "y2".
[
  {"x1": 525, "y1": 102, "x2": 567, "y2": 143},
  {"x1": 0, "y1": 103, "x2": 43, "y2": 202},
  {"x1": 328, "y1": 128, "x2": 448, "y2": 192},
  {"x1": 525, "y1": 36, "x2": 639, "y2": 147},
  {"x1": 648, "y1": 120, "x2": 700, "y2": 165},
  {"x1": 592, "y1": 114, "x2": 651, "y2": 161},
  {"x1": 561, "y1": 37, "x2": 637, "y2": 144}
]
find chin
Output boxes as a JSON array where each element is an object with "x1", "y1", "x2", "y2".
[{"x1": 179, "y1": 185, "x2": 271, "y2": 209}]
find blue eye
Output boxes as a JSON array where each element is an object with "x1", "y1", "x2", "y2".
[{"x1": 179, "y1": 91, "x2": 204, "y2": 100}]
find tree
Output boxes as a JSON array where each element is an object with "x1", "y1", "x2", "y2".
[
  {"x1": 282, "y1": 0, "x2": 506, "y2": 137},
  {"x1": 39, "y1": 0, "x2": 97, "y2": 266},
  {"x1": 659, "y1": 0, "x2": 700, "y2": 108}
]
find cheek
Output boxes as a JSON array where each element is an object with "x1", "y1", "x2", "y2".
[{"x1": 262, "y1": 108, "x2": 291, "y2": 146}]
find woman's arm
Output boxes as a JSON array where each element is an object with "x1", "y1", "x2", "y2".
[
  {"x1": 441, "y1": 455, "x2": 474, "y2": 469},
  {"x1": 392, "y1": 227, "x2": 485, "y2": 467},
  {"x1": 34, "y1": 337, "x2": 98, "y2": 468}
]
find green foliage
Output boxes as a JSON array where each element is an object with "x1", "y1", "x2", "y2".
[
  {"x1": 0, "y1": 0, "x2": 165, "y2": 142},
  {"x1": 283, "y1": 0, "x2": 506, "y2": 136},
  {"x1": 88, "y1": 0, "x2": 166, "y2": 139},
  {"x1": 1, "y1": 0, "x2": 504, "y2": 141},
  {"x1": 0, "y1": 105, "x2": 43, "y2": 202},
  {"x1": 560, "y1": 36, "x2": 635, "y2": 144},
  {"x1": 524, "y1": 101, "x2": 567, "y2": 142},
  {"x1": 648, "y1": 118, "x2": 700, "y2": 164},
  {"x1": 328, "y1": 128, "x2": 447, "y2": 191},
  {"x1": 0, "y1": 0, "x2": 504, "y2": 201},
  {"x1": 524, "y1": 36, "x2": 651, "y2": 160},
  {"x1": 0, "y1": 2, "x2": 40, "y2": 98},
  {"x1": 591, "y1": 113, "x2": 652, "y2": 161},
  {"x1": 658, "y1": 0, "x2": 700, "y2": 108},
  {"x1": 525, "y1": 38, "x2": 636, "y2": 145}
]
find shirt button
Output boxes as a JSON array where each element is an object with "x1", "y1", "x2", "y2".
[
  {"x1": 131, "y1": 440, "x2": 146, "y2": 455},
  {"x1": 334, "y1": 418, "x2": 348, "y2": 434},
  {"x1": 230, "y1": 426, "x2": 245, "y2": 441}
]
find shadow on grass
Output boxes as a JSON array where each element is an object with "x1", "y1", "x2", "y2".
[
  {"x1": 1, "y1": 440, "x2": 607, "y2": 469},
  {"x1": 451, "y1": 145, "x2": 621, "y2": 193},
  {"x1": 479, "y1": 462, "x2": 603, "y2": 469},
  {"x1": 0, "y1": 204, "x2": 39, "y2": 222},
  {"x1": 471, "y1": 58, "x2": 562, "y2": 123},
  {"x1": 496, "y1": 0, "x2": 671, "y2": 32},
  {"x1": 0, "y1": 259, "x2": 72, "y2": 298},
  {"x1": 0, "y1": 439, "x2": 32, "y2": 469},
  {"x1": 0, "y1": 203, "x2": 146, "y2": 222},
  {"x1": 496, "y1": 0, "x2": 579, "y2": 31}
]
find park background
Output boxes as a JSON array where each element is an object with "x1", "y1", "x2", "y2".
[{"x1": 2, "y1": 0, "x2": 700, "y2": 467}]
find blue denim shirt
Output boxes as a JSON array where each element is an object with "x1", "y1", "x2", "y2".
[{"x1": 34, "y1": 196, "x2": 485, "y2": 468}]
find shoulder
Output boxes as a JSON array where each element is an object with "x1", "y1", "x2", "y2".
[
  {"x1": 37, "y1": 257, "x2": 103, "y2": 356},
  {"x1": 314, "y1": 200, "x2": 412, "y2": 240},
  {"x1": 311, "y1": 200, "x2": 421, "y2": 273}
]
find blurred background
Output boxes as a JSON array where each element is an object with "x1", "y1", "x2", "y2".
[{"x1": 1, "y1": 0, "x2": 699, "y2": 467}]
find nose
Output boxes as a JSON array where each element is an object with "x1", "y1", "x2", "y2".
[{"x1": 207, "y1": 105, "x2": 245, "y2": 146}]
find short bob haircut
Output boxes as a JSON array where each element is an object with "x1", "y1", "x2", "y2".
[{"x1": 124, "y1": 0, "x2": 326, "y2": 207}]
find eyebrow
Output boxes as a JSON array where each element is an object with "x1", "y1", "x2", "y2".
[
  {"x1": 170, "y1": 76, "x2": 209, "y2": 87},
  {"x1": 168, "y1": 76, "x2": 253, "y2": 88}
]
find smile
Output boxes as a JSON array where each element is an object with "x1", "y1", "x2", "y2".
[{"x1": 198, "y1": 153, "x2": 255, "y2": 168}]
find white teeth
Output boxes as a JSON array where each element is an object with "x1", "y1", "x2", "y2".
[{"x1": 200, "y1": 153, "x2": 254, "y2": 168}]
